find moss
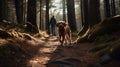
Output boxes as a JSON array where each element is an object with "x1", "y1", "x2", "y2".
[
  {"x1": 76, "y1": 26, "x2": 90, "y2": 43},
  {"x1": 109, "y1": 39, "x2": 120, "y2": 59},
  {"x1": 94, "y1": 34, "x2": 118, "y2": 44},
  {"x1": 25, "y1": 22, "x2": 38, "y2": 33},
  {"x1": 96, "y1": 47, "x2": 110, "y2": 56},
  {"x1": 23, "y1": 33, "x2": 33, "y2": 40},
  {"x1": 88, "y1": 15, "x2": 120, "y2": 41},
  {"x1": 89, "y1": 38, "x2": 120, "y2": 59},
  {"x1": 0, "y1": 40, "x2": 30, "y2": 57},
  {"x1": 89, "y1": 43, "x2": 109, "y2": 52},
  {"x1": 0, "y1": 29, "x2": 12, "y2": 39},
  {"x1": 76, "y1": 15, "x2": 120, "y2": 43}
]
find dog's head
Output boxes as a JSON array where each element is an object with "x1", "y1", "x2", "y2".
[{"x1": 56, "y1": 21, "x2": 66, "y2": 30}]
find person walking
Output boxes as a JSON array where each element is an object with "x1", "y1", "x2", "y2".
[{"x1": 49, "y1": 16, "x2": 57, "y2": 36}]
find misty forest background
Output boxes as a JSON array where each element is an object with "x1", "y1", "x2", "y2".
[{"x1": 0, "y1": 0, "x2": 120, "y2": 33}]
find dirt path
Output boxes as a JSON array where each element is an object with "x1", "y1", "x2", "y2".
[
  {"x1": 27, "y1": 36, "x2": 100, "y2": 67},
  {"x1": 1, "y1": 36, "x2": 118, "y2": 67},
  {"x1": 28, "y1": 36, "x2": 60, "y2": 67}
]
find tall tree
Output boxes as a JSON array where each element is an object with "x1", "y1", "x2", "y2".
[
  {"x1": 46, "y1": 0, "x2": 50, "y2": 33},
  {"x1": 88, "y1": 0, "x2": 101, "y2": 26},
  {"x1": 80, "y1": 0, "x2": 89, "y2": 27},
  {"x1": 63, "y1": 0, "x2": 66, "y2": 22},
  {"x1": 27, "y1": 0, "x2": 38, "y2": 33},
  {"x1": 104, "y1": 0, "x2": 111, "y2": 17},
  {"x1": 40, "y1": 0, "x2": 42, "y2": 30},
  {"x1": 77, "y1": 0, "x2": 90, "y2": 35},
  {"x1": 0, "y1": 0, "x2": 4, "y2": 21},
  {"x1": 119, "y1": 0, "x2": 120, "y2": 7},
  {"x1": 78, "y1": 0, "x2": 101, "y2": 35},
  {"x1": 0, "y1": 0, "x2": 8, "y2": 22},
  {"x1": 27, "y1": 0, "x2": 36, "y2": 25},
  {"x1": 14, "y1": 0, "x2": 24, "y2": 23},
  {"x1": 23, "y1": 0, "x2": 27, "y2": 24},
  {"x1": 80, "y1": 0, "x2": 83, "y2": 26},
  {"x1": 111, "y1": 0, "x2": 116, "y2": 16},
  {"x1": 66, "y1": 0, "x2": 77, "y2": 32}
]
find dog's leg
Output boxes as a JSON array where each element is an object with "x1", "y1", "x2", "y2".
[
  {"x1": 59, "y1": 35, "x2": 62, "y2": 43},
  {"x1": 61, "y1": 35, "x2": 65, "y2": 46},
  {"x1": 59, "y1": 35, "x2": 64, "y2": 46},
  {"x1": 68, "y1": 31, "x2": 72, "y2": 45},
  {"x1": 64, "y1": 35, "x2": 67, "y2": 45}
]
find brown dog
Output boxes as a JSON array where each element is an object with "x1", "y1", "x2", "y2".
[{"x1": 56, "y1": 21, "x2": 71, "y2": 45}]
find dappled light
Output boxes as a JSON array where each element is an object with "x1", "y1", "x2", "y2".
[{"x1": 0, "y1": 0, "x2": 120, "y2": 67}]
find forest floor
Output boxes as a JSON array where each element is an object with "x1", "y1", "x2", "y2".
[{"x1": 0, "y1": 35, "x2": 120, "y2": 67}]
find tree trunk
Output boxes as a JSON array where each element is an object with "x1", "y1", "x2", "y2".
[
  {"x1": 40, "y1": 0, "x2": 42, "y2": 30},
  {"x1": 14, "y1": 0, "x2": 24, "y2": 24},
  {"x1": 80, "y1": 0, "x2": 89, "y2": 27},
  {"x1": 66, "y1": 0, "x2": 77, "y2": 32},
  {"x1": 82, "y1": 0, "x2": 89, "y2": 27},
  {"x1": 88, "y1": 0, "x2": 101, "y2": 26},
  {"x1": 63, "y1": 0, "x2": 66, "y2": 22},
  {"x1": 111, "y1": 0, "x2": 116, "y2": 16},
  {"x1": 0, "y1": 0, "x2": 8, "y2": 22},
  {"x1": 27, "y1": 0, "x2": 37, "y2": 25},
  {"x1": 27, "y1": 0, "x2": 38, "y2": 33},
  {"x1": 0, "y1": 0, "x2": 4, "y2": 21},
  {"x1": 80, "y1": 0, "x2": 83, "y2": 27},
  {"x1": 104, "y1": 0, "x2": 111, "y2": 17},
  {"x1": 23, "y1": 0, "x2": 27, "y2": 24},
  {"x1": 119, "y1": 0, "x2": 120, "y2": 7},
  {"x1": 46, "y1": 0, "x2": 50, "y2": 34}
]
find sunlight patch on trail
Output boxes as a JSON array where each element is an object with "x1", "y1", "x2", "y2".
[
  {"x1": 29, "y1": 56, "x2": 50, "y2": 67},
  {"x1": 28, "y1": 36, "x2": 60, "y2": 67},
  {"x1": 39, "y1": 47, "x2": 57, "y2": 54}
]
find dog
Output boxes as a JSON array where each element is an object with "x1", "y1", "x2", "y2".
[{"x1": 56, "y1": 21, "x2": 71, "y2": 45}]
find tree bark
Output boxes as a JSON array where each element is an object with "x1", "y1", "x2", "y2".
[
  {"x1": 111, "y1": 0, "x2": 116, "y2": 16},
  {"x1": 82, "y1": 0, "x2": 89, "y2": 27},
  {"x1": 80, "y1": 0, "x2": 83, "y2": 26},
  {"x1": 66, "y1": 0, "x2": 77, "y2": 32},
  {"x1": 39, "y1": 0, "x2": 42, "y2": 30},
  {"x1": 23, "y1": 0, "x2": 27, "y2": 24},
  {"x1": 80, "y1": 0, "x2": 89, "y2": 27},
  {"x1": 0, "y1": 0, "x2": 8, "y2": 21},
  {"x1": 14, "y1": 0, "x2": 24, "y2": 23},
  {"x1": 104, "y1": 0, "x2": 111, "y2": 17},
  {"x1": 27, "y1": 0, "x2": 37, "y2": 25},
  {"x1": 88, "y1": 0, "x2": 101, "y2": 26},
  {"x1": 46, "y1": 0, "x2": 50, "y2": 34},
  {"x1": 63, "y1": 0, "x2": 66, "y2": 22},
  {"x1": 0, "y1": 0, "x2": 3, "y2": 21},
  {"x1": 27, "y1": 0, "x2": 38, "y2": 33}
]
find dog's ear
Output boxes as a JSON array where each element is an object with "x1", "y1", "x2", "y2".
[
  {"x1": 62, "y1": 22, "x2": 66, "y2": 27},
  {"x1": 56, "y1": 22, "x2": 60, "y2": 27}
]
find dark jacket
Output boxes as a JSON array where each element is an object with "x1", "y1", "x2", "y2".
[{"x1": 49, "y1": 17, "x2": 56, "y2": 27}]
